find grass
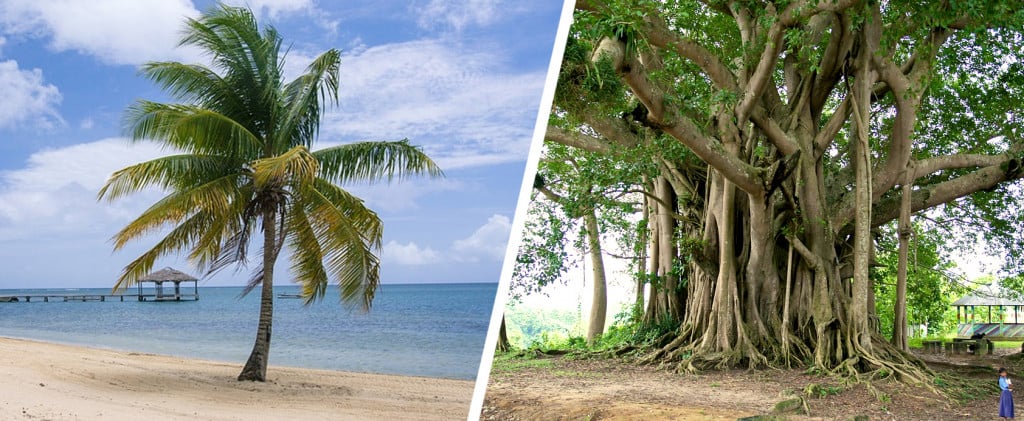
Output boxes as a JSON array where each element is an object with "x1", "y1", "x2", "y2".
[
  {"x1": 994, "y1": 341, "x2": 1024, "y2": 349},
  {"x1": 907, "y1": 336, "x2": 1023, "y2": 350},
  {"x1": 491, "y1": 353, "x2": 555, "y2": 372}
]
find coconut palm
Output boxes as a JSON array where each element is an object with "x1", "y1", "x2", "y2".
[{"x1": 97, "y1": 4, "x2": 441, "y2": 381}]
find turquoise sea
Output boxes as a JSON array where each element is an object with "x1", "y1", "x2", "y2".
[{"x1": 0, "y1": 283, "x2": 497, "y2": 380}]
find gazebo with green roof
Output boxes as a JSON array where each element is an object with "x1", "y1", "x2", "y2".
[{"x1": 952, "y1": 282, "x2": 1024, "y2": 339}]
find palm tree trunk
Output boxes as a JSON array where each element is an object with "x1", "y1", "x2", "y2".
[{"x1": 238, "y1": 207, "x2": 279, "y2": 381}]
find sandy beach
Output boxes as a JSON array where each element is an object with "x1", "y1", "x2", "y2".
[{"x1": 0, "y1": 337, "x2": 474, "y2": 420}]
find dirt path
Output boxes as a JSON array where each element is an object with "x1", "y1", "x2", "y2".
[{"x1": 482, "y1": 351, "x2": 1014, "y2": 420}]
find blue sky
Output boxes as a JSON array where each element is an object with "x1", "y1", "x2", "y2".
[{"x1": 0, "y1": 0, "x2": 565, "y2": 288}]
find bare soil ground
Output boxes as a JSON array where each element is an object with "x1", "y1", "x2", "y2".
[{"x1": 482, "y1": 348, "x2": 1021, "y2": 420}]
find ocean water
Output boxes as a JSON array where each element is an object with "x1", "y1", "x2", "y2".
[{"x1": 0, "y1": 283, "x2": 497, "y2": 380}]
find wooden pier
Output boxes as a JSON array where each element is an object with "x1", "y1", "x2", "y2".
[
  {"x1": 0, "y1": 293, "x2": 199, "y2": 303},
  {"x1": 1, "y1": 268, "x2": 201, "y2": 303},
  {"x1": 0, "y1": 294, "x2": 134, "y2": 302}
]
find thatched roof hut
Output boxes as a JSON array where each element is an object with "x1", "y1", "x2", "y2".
[
  {"x1": 137, "y1": 267, "x2": 199, "y2": 301},
  {"x1": 140, "y1": 267, "x2": 198, "y2": 282}
]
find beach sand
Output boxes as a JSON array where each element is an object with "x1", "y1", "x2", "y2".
[{"x1": 0, "y1": 337, "x2": 473, "y2": 420}]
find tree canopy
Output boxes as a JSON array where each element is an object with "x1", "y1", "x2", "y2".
[{"x1": 99, "y1": 4, "x2": 440, "y2": 381}]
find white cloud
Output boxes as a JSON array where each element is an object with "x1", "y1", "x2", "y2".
[
  {"x1": 219, "y1": 0, "x2": 337, "y2": 36},
  {"x1": 224, "y1": 0, "x2": 312, "y2": 17},
  {"x1": 0, "y1": 138, "x2": 190, "y2": 287},
  {"x1": 382, "y1": 240, "x2": 439, "y2": 265},
  {"x1": 0, "y1": 0, "x2": 201, "y2": 65},
  {"x1": 381, "y1": 214, "x2": 512, "y2": 267},
  {"x1": 0, "y1": 138, "x2": 167, "y2": 229},
  {"x1": 321, "y1": 40, "x2": 544, "y2": 170},
  {"x1": 345, "y1": 177, "x2": 464, "y2": 213},
  {"x1": 0, "y1": 60, "x2": 62, "y2": 129},
  {"x1": 79, "y1": 118, "x2": 94, "y2": 130},
  {"x1": 452, "y1": 214, "x2": 511, "y2": 262},
  {"x1": 416, "y1": 0, "x2": 502, "y2": 31}
]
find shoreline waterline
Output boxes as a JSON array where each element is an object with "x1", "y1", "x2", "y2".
[
  {"x1": 0, "y1": 336, "x2": 474, "y2": 420},
  {"x1": 0, "y1": 283, "x2": 496, "y2": 380}
]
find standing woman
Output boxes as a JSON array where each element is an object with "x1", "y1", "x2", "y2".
[{"x1": 1001, "y1": 367, "x2": 1015, "y2": 419}]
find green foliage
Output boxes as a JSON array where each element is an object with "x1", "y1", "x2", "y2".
[
  {"x1": 505, "y1": 305, "x2": 583, "y2": 349},
  {"x1": 510, "y1": 199, "x2": 576, "y2": 302},
  {"x1": 505, "y1": 301, "x2": 682, "y2": 354},
  {"x1": 589, "y1": 304, "x2": 681, "y2": 351},
  {"x1": 490, "y1": 353, "x2": 556, "y2": 372},
  {"x1": 872, "y1": 222, "x2": 964, "y2": 338}
]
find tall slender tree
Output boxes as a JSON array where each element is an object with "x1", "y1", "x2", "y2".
[{"x1": 98, "y1": 4, "x2": 441, "y2": 381}]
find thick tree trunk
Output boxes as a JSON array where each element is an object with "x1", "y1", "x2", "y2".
[
  {"x1": 238, "y1": 207, "x2": 279, "y2": 381},
  {"x1": 643, "y1": 176, "x2": 683, "y2": 326},
  {"x1": 850, "y1": 19, "x2": 876, "y2": 357},
  {"x1": 584, "y1": 208, "x2": 608, "y2": 344}
]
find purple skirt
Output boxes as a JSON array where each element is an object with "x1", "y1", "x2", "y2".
[{"x1": 1002, "y1": 389, "x2": 1015, "y2": 418}]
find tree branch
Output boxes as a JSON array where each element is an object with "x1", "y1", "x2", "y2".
[
  {"x1": 642, "y1": 14, "x2": 737, "y2": 92},
  {"x1": 545, "y1": 126, "x2": 614, "y2": 154},
  {"x1": 913, "y1": 154, "x2": 1007, "y2": 178},
  {"x1": 862, "y1": 162, "x2": 1024, "y2": 231},
  {"x1": 735, "y1": 6, "x2": 785, "y2": 122},
  {"x1": 614, "y1": 51, "x2": 764, "y2": 195}
]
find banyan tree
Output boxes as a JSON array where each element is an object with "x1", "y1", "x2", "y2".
[{"x1": 535, "y1": 0, "x2": 1024, "y2": 380}]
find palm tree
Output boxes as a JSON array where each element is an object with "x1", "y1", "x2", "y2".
[{"x1": 97, "y1": 4, "x2": 441, "y2": 382}]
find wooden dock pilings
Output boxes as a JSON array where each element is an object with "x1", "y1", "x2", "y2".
[
  {"x1": 0, "y1": 293, "x2": 199, "y2": 302},
  {"x1": 0, "y1": 294, "x2": 130, "y2": 302}
]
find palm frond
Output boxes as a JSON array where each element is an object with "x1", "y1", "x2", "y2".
[
  {"x1": 240, "y1": 268, "x2": 263, "y2": 297},
  {"x1": 109, "y1": 173, "x2": 243, "y2": 251},
  {"x1": 251, "y1": 145, "x2": 318, "y2": 190},
  {"x1": 124, "y1": 101, "x2": 263, "y2": 157},
  {"x1": 284, "y1": 203, "x2": 329, "y2": 304},
  {"x1": 98, "y1": 154, "x2": 237, "y2": 202},
  {"x1": 138, "y1": 62, "x2": 240, "y2": 110},
  {"x1": 314, "y1": 140, "x2": 444, "y2": 184},
  {"x1": 114, "y1": 209, "x2": 222, "y2": 291},
  {"x1": 189, "y1": 191, "x2": 251, "y2": 273},
  {"x1": 300, "y1": 179, "x2": 384, "y2": 311},
  {"x1": 279, "y1": 48, "x2": 341, "y2": 149},
  {"x1": 310, "y1": 178, "x2": 383, "y2": 248},
  {"x1": 179, "y1": 4, "x2": 283, "y2": 135}
]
